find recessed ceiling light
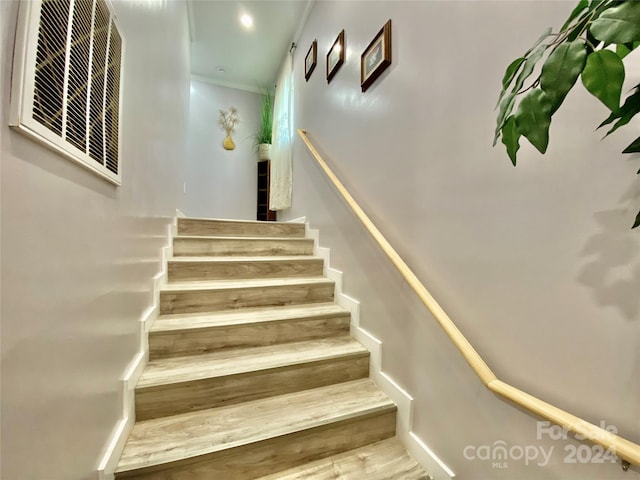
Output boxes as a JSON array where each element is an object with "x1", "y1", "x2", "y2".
[{"x1": 240, "y1": 14, "x2": 253, "y2": 29}]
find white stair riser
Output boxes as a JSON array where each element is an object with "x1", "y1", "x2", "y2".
[
  {"x1": 114, "y1": 410, "x2": 396, "y2": 480},
  {"x1": 173, "y1": 238, "x2": 314, "y2": 257},
  {"x1": 178, "y1": 219, "x2": 305, "y2": 238},
  {"x1": 149, "y1": 315, "x2": 350, "y2": 359},
  {"x1": 135, "y1": 354, "x2": 370, "y2": 420},
  {"x1": 160, "y1": 283, "x2": 335, "y2": 315},
  {"x1": 168, "y1": 258, "x2": 323, "y2": 281}
]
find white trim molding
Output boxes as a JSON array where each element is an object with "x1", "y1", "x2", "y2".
[
  {"x1": 305, "y1": 220, "x2": 455, "y2": 480},
  {"x1": 190, "y1": 74, "x2": 263, "y2": 95},
  {"x1": 96, "y1": 217, "x2": 177, "y2": 480}
]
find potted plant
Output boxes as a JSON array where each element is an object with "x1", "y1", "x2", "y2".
[{"x1": 255, "y1": 91, "x2": 273, "y2": 161}]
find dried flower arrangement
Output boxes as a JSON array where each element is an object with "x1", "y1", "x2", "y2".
[
  {"x1": 218, "y1": 107, "x2": 240, "y2": 150},
  {"x1": 218, "y1": 106, "x2": 239, "y2": 135}
]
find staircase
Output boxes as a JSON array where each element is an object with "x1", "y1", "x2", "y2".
[{"x1": 114, "y1": 218, "x2": 431, "y2": 480}]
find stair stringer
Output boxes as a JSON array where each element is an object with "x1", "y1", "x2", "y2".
[
  {"x1": 96, "y1": 215, "x2": 178, "y2": 480},
  {"x1": 304, "y1": 220, "x2": 455, "y2": 480}
]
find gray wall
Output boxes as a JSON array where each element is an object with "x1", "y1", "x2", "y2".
[
  {"x1": 282, "y1": 1, "x2": 640, "y2": 479},
  {"x1": 185, "y1": 80, "x2": 262, "y2": 219},
  {"x1": 0, "y1": 1, "x2": 190, "y2": 479}
]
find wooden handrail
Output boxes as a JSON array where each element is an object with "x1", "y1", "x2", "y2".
[{"x1": 297, "y1": 128, "x2": 640, "y2": 467}]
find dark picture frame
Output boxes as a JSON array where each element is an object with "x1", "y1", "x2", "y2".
[
  {"x1": 305, "y1": 40, "x2": 317, "y2": 81},
  {"x1": 361, "y1": 20, "x2": 392, "y2": 92},
  {"x1": 326, "y1": 30, "x2": 345, "y2": 83}
]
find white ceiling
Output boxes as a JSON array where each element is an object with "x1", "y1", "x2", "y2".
[{"x1": 188, "y1": 0, "x2": 312, "y2": 93}]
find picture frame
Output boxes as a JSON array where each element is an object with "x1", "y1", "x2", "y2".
[
  {"x1": 361, "y1": 19, "x2": 392, "y2": 92},
  {"x1": 326, "y1": 30, "x2": 345, "y2": 84},
  {"x1": 305, "y1": 40, "x2": 317, "y2": 81}
]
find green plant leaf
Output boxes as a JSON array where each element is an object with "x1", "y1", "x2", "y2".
[
  {"x1": 567, "y1": 0, "x2": 612, "y2": 42},
  {"x1": 596, "y1": 84, "x2": 639, "y2": 129},
  {"x1": 502, "y1": 57, "x2": 526, "y2": 90},
  {"x1": 501, "y1": 116, "x2": 521, "y2": 165},
  {"x1": 616, "y1": 43, "x2": 632, "y2": 59},
  {"x1": 567, "y1": 14, "x2": 591, "y2": 42},
  {"x1": 514, "y1": 89, "x2": 554, "y2": 153},
  {"x1": 496, "y1": 58, "x2": 525, "y2": 112},
  {"x1": 561, "y1": 0, "x2": 589, "y2": 31},
  {"x1": 604, "y1": 88, "x2": 640, "y2": 136},
  {"x1": 590, "y1": 1, "x2": 640, "y2": 44},
  {"x1": 513, "y1": 44, "x2": 548, "y2": 89},
  {"x1": 524, "y1": 27, "x2": 553, "y2": 56},
  {"x1": 618, "y1": 41, "x2": 640, "y2": 58},
  {"x1": 581, "y1": 50, "x2": 625, "y2": 112},
  {"x1": 633, "y1": 210, "x2": 640, "y2": 229},
  {"x1": 586, "y1": 30, "x2": 602, "y2": 53},
  {"x1": 622, "y1": 135, "x2": 640, "y2": 153},
  {"x1": 540, "y1": 40, "x2": 587, "y2": 113},
  {"x1": 494, "y1": 43, "x2": 548, "y2": 143},
  {"x1": 495, "y1": 46, "x2": 548, "y2": 141},
  {"x1": 494, "y1": 93, "x2": 516, "y2": 145},
  {"x1": 496, "y1": 43, "x2": 547, "y2": 109}
]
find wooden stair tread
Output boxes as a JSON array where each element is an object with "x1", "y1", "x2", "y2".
[
  {"x1": 137, "y1": 336, "x2": 367, "y2": 389},
  {"x1": 168, "y1": 255, "x2": 321, "y2": 263},
  {"x1": 151, "y1": 303, "x2": 349, "y2": 333},
  {"x1": 178, "y1": 218, "x2": 305, "y2": 237},
  {"x1": 179, "y1": 217, "x2": 301, "y2": 226},
  {"x1": 174, "y1": 235, "x2": 312, "y2": 242},
  {"x1": 173, "y1": 236, "x2": 314, "y2": 257},
  {"x1": 254, "y1": 438, "x2": 430, "y2": 480},
  {"x1": 161, "y1": 276, "x2": 332, "y2": 292},
  {"x1": 116, "y1": 379, "x2": 395, "y2": 473}
]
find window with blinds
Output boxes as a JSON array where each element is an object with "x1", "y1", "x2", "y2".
[{"x1": 10, "y1": 0, "x2": 123, "y2": 185}]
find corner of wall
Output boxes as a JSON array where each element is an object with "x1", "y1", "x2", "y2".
[
  {"x1": 305, "y1": 220, "x2": 455, "y2": 480},
  {"x1": 95, "y1": 217, "x2": 177, "y2": 480}
]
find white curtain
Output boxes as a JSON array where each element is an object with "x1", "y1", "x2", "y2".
[{"x1": 269, "y1": 53, "x2": 294, "y2": 210}]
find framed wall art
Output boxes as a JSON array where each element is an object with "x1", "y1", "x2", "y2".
[
  {"x1": 305, "y1": 40, "x2": 317, "y2": 81},
  {"x1": 361, "y1": 20, "x2": 392, "y2": 92},
  {"x1": 326, "y1": 30, "x2": 345, "y2": 83}
]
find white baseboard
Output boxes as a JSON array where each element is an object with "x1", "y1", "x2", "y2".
[
  {"x1": 305, "y1": 221, "x2": 455, "y2": 480},
  {"x1": 96, "y1": 218, "x2": 177, "y2": 480}
]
